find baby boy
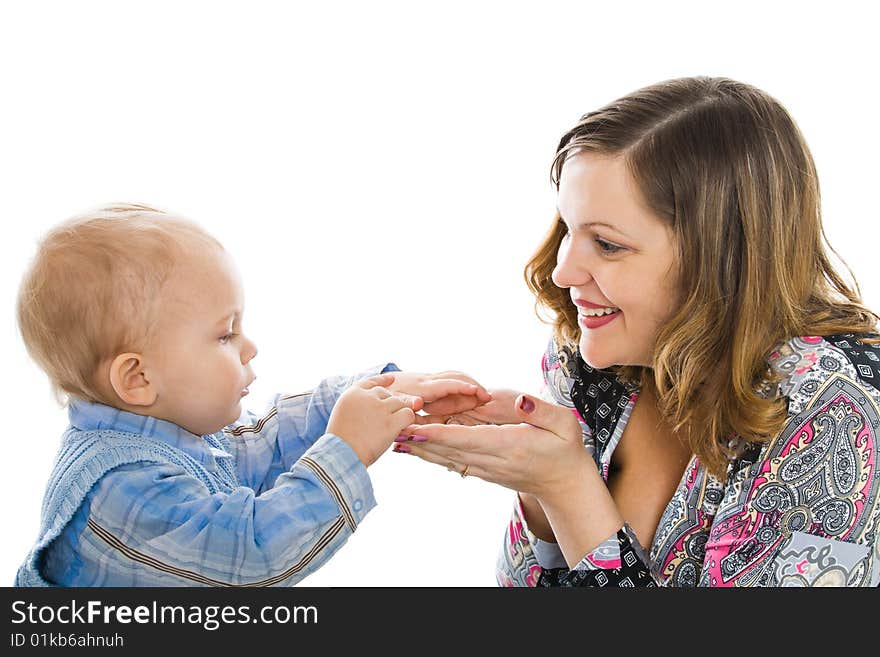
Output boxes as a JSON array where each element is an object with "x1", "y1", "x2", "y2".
[{"x1": 15, "y1": 203, "x2": 488, "y2": 586}]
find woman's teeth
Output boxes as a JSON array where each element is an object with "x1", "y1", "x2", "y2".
[{"x1": 579, "y1": 307, "x2": 620, "y2": 317}]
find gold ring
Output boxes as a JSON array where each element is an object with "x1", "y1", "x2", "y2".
[{"x1": 460, "y1": 464, "x2": 470, "y2": 478}]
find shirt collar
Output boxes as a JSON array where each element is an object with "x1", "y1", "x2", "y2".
[{"x1": 67, "y1": 399, "x2": 232, "y2": 470}]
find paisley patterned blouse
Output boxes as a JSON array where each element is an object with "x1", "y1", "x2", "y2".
[{"x1": 496, "y1": 333, "x2": 880, "y2": 587}]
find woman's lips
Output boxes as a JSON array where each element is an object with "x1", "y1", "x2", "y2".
[
  {"x1": 578, "y1": 309, "x2": 621, "y2": 329},
  {"x1": 573, "y1": 298, "x2": 614, "y2": 309}
]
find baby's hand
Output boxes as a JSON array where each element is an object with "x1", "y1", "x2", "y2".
[
  {"x1": 389, "y1": 370, "x2": 492, "y2": 416},
  {"x1": 327, "y1": 373, "x2": 422, "y2": 467}
]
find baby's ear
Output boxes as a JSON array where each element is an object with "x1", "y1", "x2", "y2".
[{"x1": 108, "y1": 353, "x2": 157, "y2": 406}]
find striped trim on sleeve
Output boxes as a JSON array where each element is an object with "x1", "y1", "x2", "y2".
[
  {"x1": 86, "y1": 516, "x2": 347, "y2": 587},
  {"x1": 299, "y1": 456, "x2": 357, "y2": 531}
]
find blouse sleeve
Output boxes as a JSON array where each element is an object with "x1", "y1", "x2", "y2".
[
  {"x1": 541, "y1": 524, "x2": 660, "y2": 587},
  {"x1": 225, "y1": 363, "x2": 397, "y2": 495},
  {"x1": 698, "y1": 367, "x2": 880, "y2": 587}
]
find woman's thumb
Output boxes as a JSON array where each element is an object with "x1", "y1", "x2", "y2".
[{"x1": 515, "y1": 393, "x2": 579, "y2": 439}]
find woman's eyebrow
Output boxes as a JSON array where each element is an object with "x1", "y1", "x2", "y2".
[{"x1": 558, "y1": 209, "x2": 630, "y2": 238}]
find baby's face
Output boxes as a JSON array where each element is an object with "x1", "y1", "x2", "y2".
[{"x1": 146, "y1": 247, "x2": 257, "y2": 435}]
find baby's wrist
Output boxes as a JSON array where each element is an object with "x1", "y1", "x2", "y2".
[{"x1": 332, "y1": 431, "x2": 374, "y2": 468}]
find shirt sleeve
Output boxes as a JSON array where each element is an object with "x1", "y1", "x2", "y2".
[
  {"x1": 496, "y1": 494, "x2": 554, "y2": 587},
  {"x1": 538, "y1": 525, "x2": 660, "y2": 587},
  {"x1": 497, "y1": 495, "x2": 662, "y2": 587},
  {"x1": 66, "y1": 364, "x2": 399, "y2": 586},
  {"x1": 226, "y1": 363, "x2": 398, "y2": 495},
  {"x1": 697, "y1": 369, "x2": 880, "y2": 587},
  {"x1": 77, "y1": 449, "x2": 363, "y2": 585}
]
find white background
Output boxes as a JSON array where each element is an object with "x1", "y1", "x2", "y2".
[{"x1": 1, "y1": 1, "x2": 877, "y2": 586}]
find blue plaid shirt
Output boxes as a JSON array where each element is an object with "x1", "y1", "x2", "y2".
[{"x1": 39, "y1": 365, "x2": 395, "y2": 586}]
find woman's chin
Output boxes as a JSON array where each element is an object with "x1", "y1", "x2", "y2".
[
  {"x1": 578, "y1": 341, "x2": 615, "y2": 370},
  {"x1": 579, "y1": 341, "x2": 651, "y2": 370}
]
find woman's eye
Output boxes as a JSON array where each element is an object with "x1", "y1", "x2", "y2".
[{"x1": 595, "y1": 237, "x2": 623, "y2": 255}]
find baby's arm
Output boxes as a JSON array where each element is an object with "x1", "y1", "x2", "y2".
[
  {"x1": 228, "y1": 364, "x2": 399, "y2": 495},
  {"x1": 45, "y1": 369, "x2": 415, "y2": 586},
  {"x1": 58, "y1": 452, "x2": 374, "y2": 586},
  {"x1": 229, "y1": 366, "x2": 486, "y2": 493}
]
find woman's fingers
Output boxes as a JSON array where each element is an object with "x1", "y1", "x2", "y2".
[
  {"x1": 409, "y1": 411, "x2": 496, "y2": 427},
  {"x1": 439, "y1": 414, "x2": 486, "y2": 426},
  {"x1": 394, "y1": 402, "x2": 589, "y2": 496},
  {"x1": 396, "y1": 422, "x2": 507, "y2": 455},
  {"x1": 514, "y1": 393, "x2": 581, "y2": 441},
  {"x1": 394, "y1": 441, "x2": 459, "y2": 469},
  {"x1": 446, "y1": 400, "x2": 514, "y2": 425},
  {"x1": 422, "y1": 389, "x2": 525, "y2": 424},
  {"x1": 394, "y1": 435, "x2": 469, "y2": 461},
  {"x1": 393, "y1": 442, "x2": 496, "y2": 482}
]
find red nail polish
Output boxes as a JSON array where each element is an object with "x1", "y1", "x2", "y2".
[{"x1": 519, "y1": 396, "x2": 535, "y2": 414}]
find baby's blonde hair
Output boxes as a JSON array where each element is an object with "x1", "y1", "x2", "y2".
[{"x1": 17, "y1": 203, "x2": 223, "y2": 405}]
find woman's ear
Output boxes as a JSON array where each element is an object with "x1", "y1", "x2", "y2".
[{"x1": 108, "y1": 353, "x2": 158, "y2": 406}]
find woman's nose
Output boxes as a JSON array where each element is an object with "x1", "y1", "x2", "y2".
[{"x1": 551, "y1": 239, "x2": 592, "y2": 289}]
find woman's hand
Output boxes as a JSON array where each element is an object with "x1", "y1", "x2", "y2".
[
  {"x1": 388, "y1": 370, "x2": 492, "y2": 415},
  {"x1": 415, "y1": 388, "x2": 524, "y2": 427},
  {"x1": 397, "y1": 392, "x2": 626, "y2": 567},
  {"x1": 410, "y1": 388, "x2": 561, "y2": 543},
  {"x1": 396, "y1": 393, "x2": 594, "y2": 499}
]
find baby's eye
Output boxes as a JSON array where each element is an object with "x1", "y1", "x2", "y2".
[
  {"x1": 595, "y1": 237, "x2": 624, "y2": 255},
  {"x1": 219, "y1": 332, "x2": 237, "y2": 344}
]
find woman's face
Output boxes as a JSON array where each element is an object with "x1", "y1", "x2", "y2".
[{"x1": 552, "y1": 152, "x2": 680, "y2": 369}]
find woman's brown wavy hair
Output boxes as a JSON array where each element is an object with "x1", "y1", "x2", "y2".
[{"x1": 526, "y1": 76, "x2": 880, "y2": 480}]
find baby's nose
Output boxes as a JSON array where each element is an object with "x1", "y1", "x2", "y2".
[{"x1": 242, "y1": 338, "x2": 258, "y2": 363}]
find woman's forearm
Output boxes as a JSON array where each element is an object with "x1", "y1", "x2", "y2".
[
  {"x1": 518, "y1": 492, "x2": 556, "y2": 542},
  {"x1": 537, "y1": 464, "x2": 625, "y2": 569}
]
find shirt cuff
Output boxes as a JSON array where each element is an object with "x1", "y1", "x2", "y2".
[
  {"x1": 515, "y1": 494, "x2": 566, "y2": 569},
  {"x1": 354, "y1": 362, "x2": 399, "y2": 381},
  {"x1": 573, "y1": 530, "x2": 624, "y2": 572},
  {"x1": 533, "y1": 538, "x2": 568, "y2": 569},
  {"x1": 299, "y1": 432, "x2": 377, "y2": 531},
  {"x1": 572, "y1": 523, "x2": 652, "y2": 574}
]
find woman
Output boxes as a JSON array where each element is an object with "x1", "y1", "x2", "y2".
[{"x1": 396, "y1": 76, "x2": 880, "y2": 586}]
